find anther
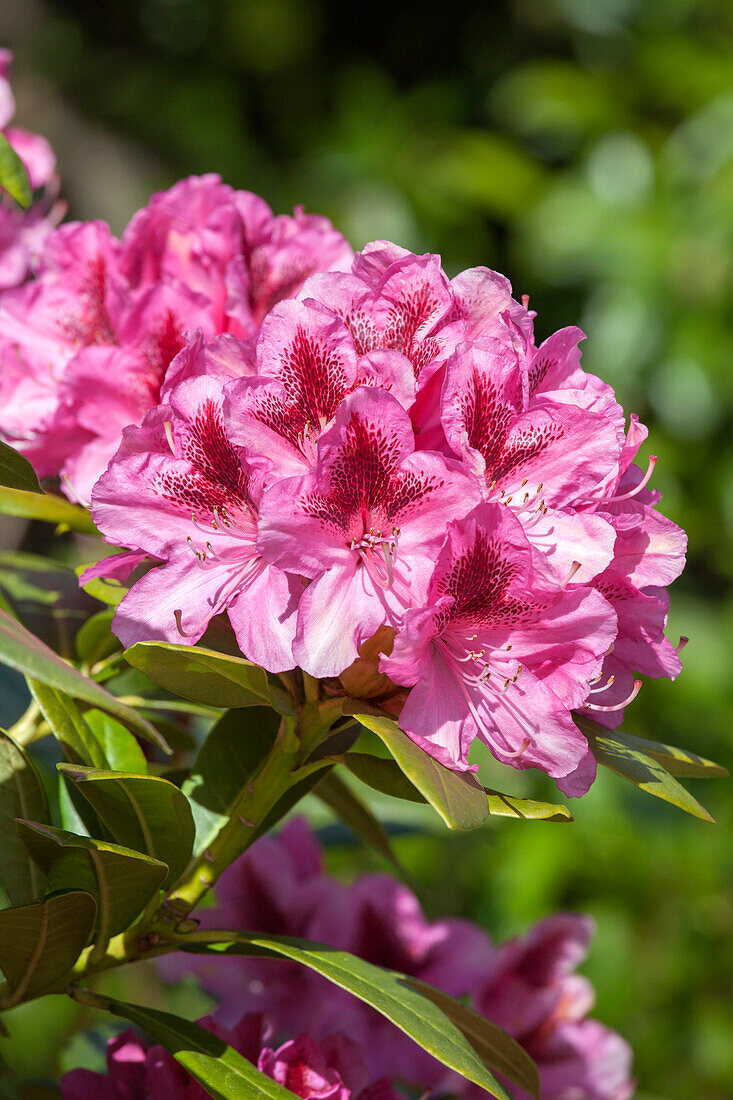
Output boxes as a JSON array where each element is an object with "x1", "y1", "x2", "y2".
[
  {"x1": 163, "y1": 420, "x2": 175, "y2": 456},
  {"x1": 675, "y1": 636, "x2": 689, "y2": 654}
]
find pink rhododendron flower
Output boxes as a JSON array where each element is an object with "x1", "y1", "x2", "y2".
[
  {"x1": 466, "y1": 914, "x2": 635, "y2": 1100},
  {"x1": 257, "y1": 386, "x2": 481, "y2": 677},
  {"x1": 381, "y1": 503, "x2": 616, "y2": 795},
  {"x1": 90, "y1": 374, "x2": 301, "y2": 671},
  {"x1": 0, "y1": 177, "x2": 350, "y2": 502},
  {"x1": 60, "y1": 1012, "x2": 401, "y2": 1100},
  {"x1": 0, "y1": 49, "x2": 64, "y2": 289}
]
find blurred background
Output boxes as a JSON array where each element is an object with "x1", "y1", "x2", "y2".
[{"x1": 0, "y1": 0, "x2": 731, "y2": 1097}]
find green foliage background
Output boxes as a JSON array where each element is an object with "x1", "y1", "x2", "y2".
[{"x1": 1, "y1": 1, "x2": 731, "y2": 1097}]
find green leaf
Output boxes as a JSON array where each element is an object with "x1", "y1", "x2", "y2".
[
  {"x1": 0, "y1": 891, "x2": 96, "y2": 1004},
  {"x1": 0, "y1": 133, "x2": 31, "y2": 208},
  {"x1": 0, "y1": 486, "x2": 99, "y2": 534},
  {"x1": 342, "y1": 750, "x2": 427, "y2": 802},
  {"x1": 75, "y1": 610, "x2": 119, "y2": 664},
  {"x1": 0, "y1": 729, "x2": 49, "y2": 905},
  {"x1": 577, "y1": 717, "x2": 715, "y2": 822},
  {"x1": 577, "y1": 717, "x2": 727, "y2": 779},
  {"x1": 0, "y1": 606, "x2": 167, "y2": 751},
  {"x1": 342, "y1": 752, "x2": 571, "y2": 822},
  {"x1": 17, "y1": 822, "x2": 167, "y2": 942},
  {"x1": 353, "y1": 714, "x2": 489, "y2": 830},
  {"x1": 0, "y1": 551, "x2": 98, "y2": 660},
  {"x1": 315, "y1": 770, "x2": 404, "y2": 872},
  {"x1": 405, "y1": 976, "x2": 539, "y2": 1098},
  {"x1": 84, "y1": 710, "x2": 148, "y2": 774},
  {"x1": 0, "y1": 441, "x2": 41, "y2": 494},
  {"x1": 183, "y1": 707, "x2": 279, "y2": 857},
  {"x1": 483, "y1": 789, "x2": 573, "y2": 822},
  {"x1": 182, "y1": 931, "x2": 513, "y2": 1099},
  {"x1": 59, "y1": 766, "x2": 195, "y2": 886},
  {"x1": 124, "y1": 641, "x2": 294, "y2": 714},
  {"x1": 68, "y1": 989, "x2": 298, "y2": 1099},
  {"x1": 28, "y1": 681, "x2": 108, "y2": 768}
]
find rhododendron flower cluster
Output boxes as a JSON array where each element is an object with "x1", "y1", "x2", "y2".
[
  {"x1": 0, "y1": 50, "x2": 63, "y2": 288},
  {"x1": 0, "y1": 174, "x2": 351, "y2": 503},
  {"x1": 160, "y1": 819, "x2": 634, "y2": 1100},
  {"x1": 79, "y1": 239, "x2": 686, "y2": 796},
  {"x1": 60, "y1": 1012, "x2": 401, "y2": 1100}
]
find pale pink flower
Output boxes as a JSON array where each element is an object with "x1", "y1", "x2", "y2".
[
  {"x1": 257, "y1": 386, "x2": 481, "y2": 677},
  {"x1": 0, "y1": 49, "x2": 64, "y2": 289},
  {"x1": 90, "y1": 374, "x2": 300, "y2": 672},
  {"x1": 381, "y1": 503, "x2": 617, "y2": 795}
]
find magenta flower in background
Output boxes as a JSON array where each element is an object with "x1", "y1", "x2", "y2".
[
  {"x1": 158, "y1": 820, "x2": 635, "y2": 1100},
  {"x1": 0, "y1": 49, "x2": 64, "y2": 290},
  {"x1": 60, "y1": 1012, "x2": 402, "y2": 1100}
]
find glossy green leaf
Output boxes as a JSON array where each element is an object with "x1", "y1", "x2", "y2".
[
  {"x1": 0, "y1": 551, "x2": 98, "y2": 660},
  {"x1": 578, "y1": 717, "x2": 715, "y2": 822},
  {"x1": 28, "y1": 681, "x2": 108, "y2": 768},
  {"x1": 0, "y1": 441, "x2": 41, "y2": 494},
  {"x1": 483, "y1": 789, "x2": 573, "y2": 822},
  {"x1": 59, "y1": 766, "x2": 195, "y2": 886},
  {"x1": 577, "y1": 716, "x2": 727, "y2": 779},
  {"x1": 406, "y1": 976, "x2": 539, "y2": 1097},
  {"x1": 0, "y1": 729, "x2": 49, "y2": 905},
  {"x1": 84, "y1": 710, "x2": 148, "y2": 774},
  {"x1": 75, "y1": 610, "x2": 119, "y2": 664},
  {"x1": 68, "y1": 989, "x2": 298, "y2": 1099},
  {"x1": 0, "y1": 606, "x2": 166, "y2": 750},
  {"x1": 17, "y1": 821, "x2": 167, "y2": 940},
  {"x1": 0, "y1": 891, "x2": 96, "y2": 1005},
  {"x1": 183, "y1": 707, "x2": 279, "y2": 856},
  {"x1": 0, "y1": 486, "x2": 98, "y2": 534},
  {"x1": 0, "y1": 133, "x2": 31, "y2": 208},
  {"x1": 181, "y1": 931, "x2": 513, "y2": 1099},
  {"x1": 353, "y1": 714, "x2": 489, "y2": 830},
  {"x1": 316, "y1": 770, "x2": 403, "y2": 872},
  {"x1": 124, "y1": 641, "x2": 294, "y2": 714}
]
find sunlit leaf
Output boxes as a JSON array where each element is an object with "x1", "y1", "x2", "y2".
[
  {"x1": 0, "y1": 729, "x2": 49, "y2": 905},
  {"x1": 17, "y1": 821, "x2": 167, "y2": 940},
  {"x1": 406, "y1": 976, "x2": 539, "y2": 1097},
  {"x1": 483, "y1": 789, "x2": 573, "y2": 822},
  {"x1": 59, "y1": 766, "x2": 195, "y2": 886},
  {"x1": 578, "y1": 716, "x2": 727, "y2": 779},
  {"x1": 352, "y1": 714, "x2": 489, "y2": 830},
  {"x1": 0, "y1": 606, "x2": 166, "y2": 750},
  {"x1": 577, "y1": 717, "x2": 715, "y2": 822},
  {"x1": 0, "y1": 441, "x2": 41, "y2": 494},
  {"x1": 0, "y1": 891, "x2": 96, "y2": 1005},
  {"x1": 124, "y1": 641, "x2": 295, "y2": 714},
  {"x1": 75, "y1": 610, "x2": 119, "y2": 664},
  {"x1": 84, "y1": 710, "x2": 148, "y2": 774},
  {"x1": 28, "y1": 681, "x2": 108, "y2": 768},
  {"x1": 0, "y1": 486, "x2": 98, "y2": 534}
]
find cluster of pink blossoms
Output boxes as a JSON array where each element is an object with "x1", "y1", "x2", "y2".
[
  {"x1": 77, "y1": 233, "x2": 684, "y2": 797},
  {"x1": 157, "y1": 819, "x2": 634, "y2": 1100},
  {"x1": 0, "y1": 162, "x2": 686, "y2": 794},
  {"x1": 61, "y1": 1012, "x2": 400, "y2": 1100},
  {"x1": 0, "y1": 51, "x2": 63, "y2": 288}
]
